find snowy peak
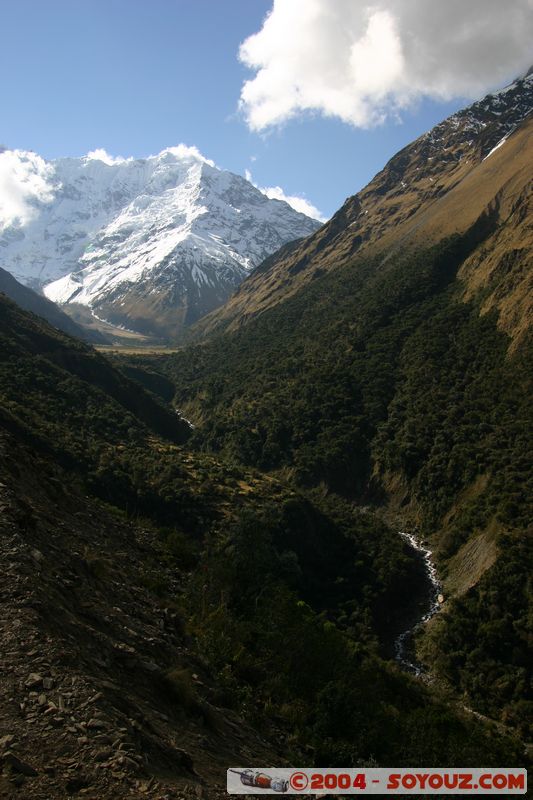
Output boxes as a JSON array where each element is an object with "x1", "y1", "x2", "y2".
[{"x1": 0, "y1": 146, "x2": 320, "y2": 339}]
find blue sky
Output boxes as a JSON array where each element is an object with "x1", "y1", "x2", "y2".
[{"x1": 2, "y1": 0, "x2": 531, "y2": 219}]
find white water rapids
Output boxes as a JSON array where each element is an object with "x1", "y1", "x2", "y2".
[{"x1": 394, "y1": 532, "x2": 442, "y2": 675}]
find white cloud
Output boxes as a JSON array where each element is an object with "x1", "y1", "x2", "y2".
[
  {"x1": 85, "y1": 148, "x2": 131, "y2": 165},
  {"x1": 239, "y1": 0, "x2": 533, "y2": 130},
  {"x1": 159, "y1": 144, "x2": 216, "y2": 168},
  {"x1": 245, "y1": 168, "x2": 326, "y2": 221},
  {"x1": 0, "y1": 149, "x2": 55, "y2": 231},
  {"x1": 85, "y1": 144, "x2": 217, "y2": 168}
]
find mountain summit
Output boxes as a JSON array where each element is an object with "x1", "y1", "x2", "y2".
[{"x1": 0, "y1": 146, "x2": 320, "y2": 339}]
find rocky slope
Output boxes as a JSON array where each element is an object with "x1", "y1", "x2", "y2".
[
  {"x1": 196, "y1": 71, "x2": 532, "y2": 344},
  {"x1": 0, "y1": 431, "x2": 283, "y2": 800},
  {"x1": 0, "y1": 147, "x2": 320, "y2": 339}
]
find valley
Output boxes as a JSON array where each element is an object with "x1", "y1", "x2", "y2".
[{"x1": 0, "y1": 68, "x2": 531, "y2": 799}]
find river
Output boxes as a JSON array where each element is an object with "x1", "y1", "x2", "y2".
[{"x1": 394, "y1": 532, "x2": 442, "y2": 675}]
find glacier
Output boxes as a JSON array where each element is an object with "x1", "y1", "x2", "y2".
[{"x1": 0, "y1": 146, "x2": 321, "y2": 337}]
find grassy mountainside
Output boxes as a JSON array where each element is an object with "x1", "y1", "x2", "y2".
[
  {"x1": 0, "y1": 292, "x2": 525, "y2": 798},
  {"x1": 194, "y1": 77, "x2": 532, "y2": 346}
]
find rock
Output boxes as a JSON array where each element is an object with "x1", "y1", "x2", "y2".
[
  {"x1": 2, "y1": 751, "x2": 38, "y2": 776},
  {"x1": 93, "y1": 734, "x2": 114, "y2": 745},
  {"x1": 42, "y1": 677, "x2": 54, "y2": 690},
  {"x1": 79, "y1": 691, "x2": 103, "y2": 710},
  {"x1": 0, "y1": 735, "x2": 15, "y2": 750},
  {"x1": 31, "y1": 549, "x2": 44, "y2": 563},
  {"x1": 87, "y1": 718, "x2": 107, "y2": 730},
  {"x1": 115, "y1": 754, "x2": 139, "y2": 772},
  {"x1": 141, "y1": 660, "x2": 160, "y2": 673},
  {"x1": 24, "y1": 673, "x2": 42, "y2": 689},
  {"x1": 66, "y1": 775, "x2": 89, "y2": 793}
]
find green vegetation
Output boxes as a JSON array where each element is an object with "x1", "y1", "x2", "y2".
[
  {"x1": 424, "y1": 532, "x2": 532, "y2": 740},
  {"x1": 0, "y1": 258, "x2": 529, "y2": 766},
  {"x1": 179, "y1": 505, "x2": 522, "y2": 766},
  {"x1": 121, "y1": 232, "x2": 532, "y2": 736},
  {"x1": 0, "y1": 294, "x2": 188, "y2": 471}
]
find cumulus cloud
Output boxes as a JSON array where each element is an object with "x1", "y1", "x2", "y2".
[
  {"x1": 85, "y1": 148, "x2": 131, "y2": 165},
  {"x1": 245, "y1": 168, "x2": 326, "y2": 221},
  {"x1": 239, "y1": 0, "x2": 533, "y2": 130},
  {"x1": 160, "y1": 144, "x2": 216, "y2": 167},
  {"x1": 85, "y1": 144, "x2": 217, "y2": 168},
  {"x1": 0, "y1": 149, "x2": 55, "y2": 231}
]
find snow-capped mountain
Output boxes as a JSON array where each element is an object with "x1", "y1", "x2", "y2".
[{"x1": 0, "y1": 146, "x2": 321, "y2": 338}]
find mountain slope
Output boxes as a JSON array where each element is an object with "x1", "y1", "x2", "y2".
[
  {"x1": 0, "y1": 293, "x2": 191, "y2": 455},
  {"x1": 142, "y1": 233, "x2": 533, "y2": 742},
  {"x1": 0, "y1": 147, "x2": 320, "y2": 339},
  {"x1": 129, "y1": 78, "x2": 533, "y2": 740},
  {"x1": 0, "y1": 284, "x2": 524, "y2": 797},
  {"x1": 195, "y1": 72, "x2": 532, "y2": 343},
  {"x1": 0, "y1": 266, "x2": 107, "y2": 343}
]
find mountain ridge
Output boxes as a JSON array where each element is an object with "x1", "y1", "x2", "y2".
[
  {"x1": 0, "y1": 266, "x2": 108, "y2": 343},
  {"x1": 0, "y1": 147, "x2": 320, "y2": 340},
  {"x1": 193, "y1": 72, "x2": 532, "y2": 343}
]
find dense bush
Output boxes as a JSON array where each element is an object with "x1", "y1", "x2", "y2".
[{"x1": 124, "y1": 235, "x2": 532, "y2": 733}]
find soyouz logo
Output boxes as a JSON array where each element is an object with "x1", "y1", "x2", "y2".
[{"x1": 226, "y1": 768, "x2": 527, "y2": 794}]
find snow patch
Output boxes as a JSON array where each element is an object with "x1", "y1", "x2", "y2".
[
  {"x1": 2, "y1": 146, "x2": 320, "y2": 309},
  {"x1": 482, "y1": 135, "x2": 508, "y2": 161}
]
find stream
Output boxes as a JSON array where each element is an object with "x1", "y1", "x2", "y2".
[{"x1": 394, "y1": 531, "x2": 442, "y2": 675}]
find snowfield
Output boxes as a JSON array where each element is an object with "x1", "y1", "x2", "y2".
[{"x1": 0, "y1": 146, "x2": 320, "y2": 331}]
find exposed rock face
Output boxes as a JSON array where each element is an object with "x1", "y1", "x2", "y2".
[{"x1": 0, "y1": 147, "x2": 320, "y2": 339}]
